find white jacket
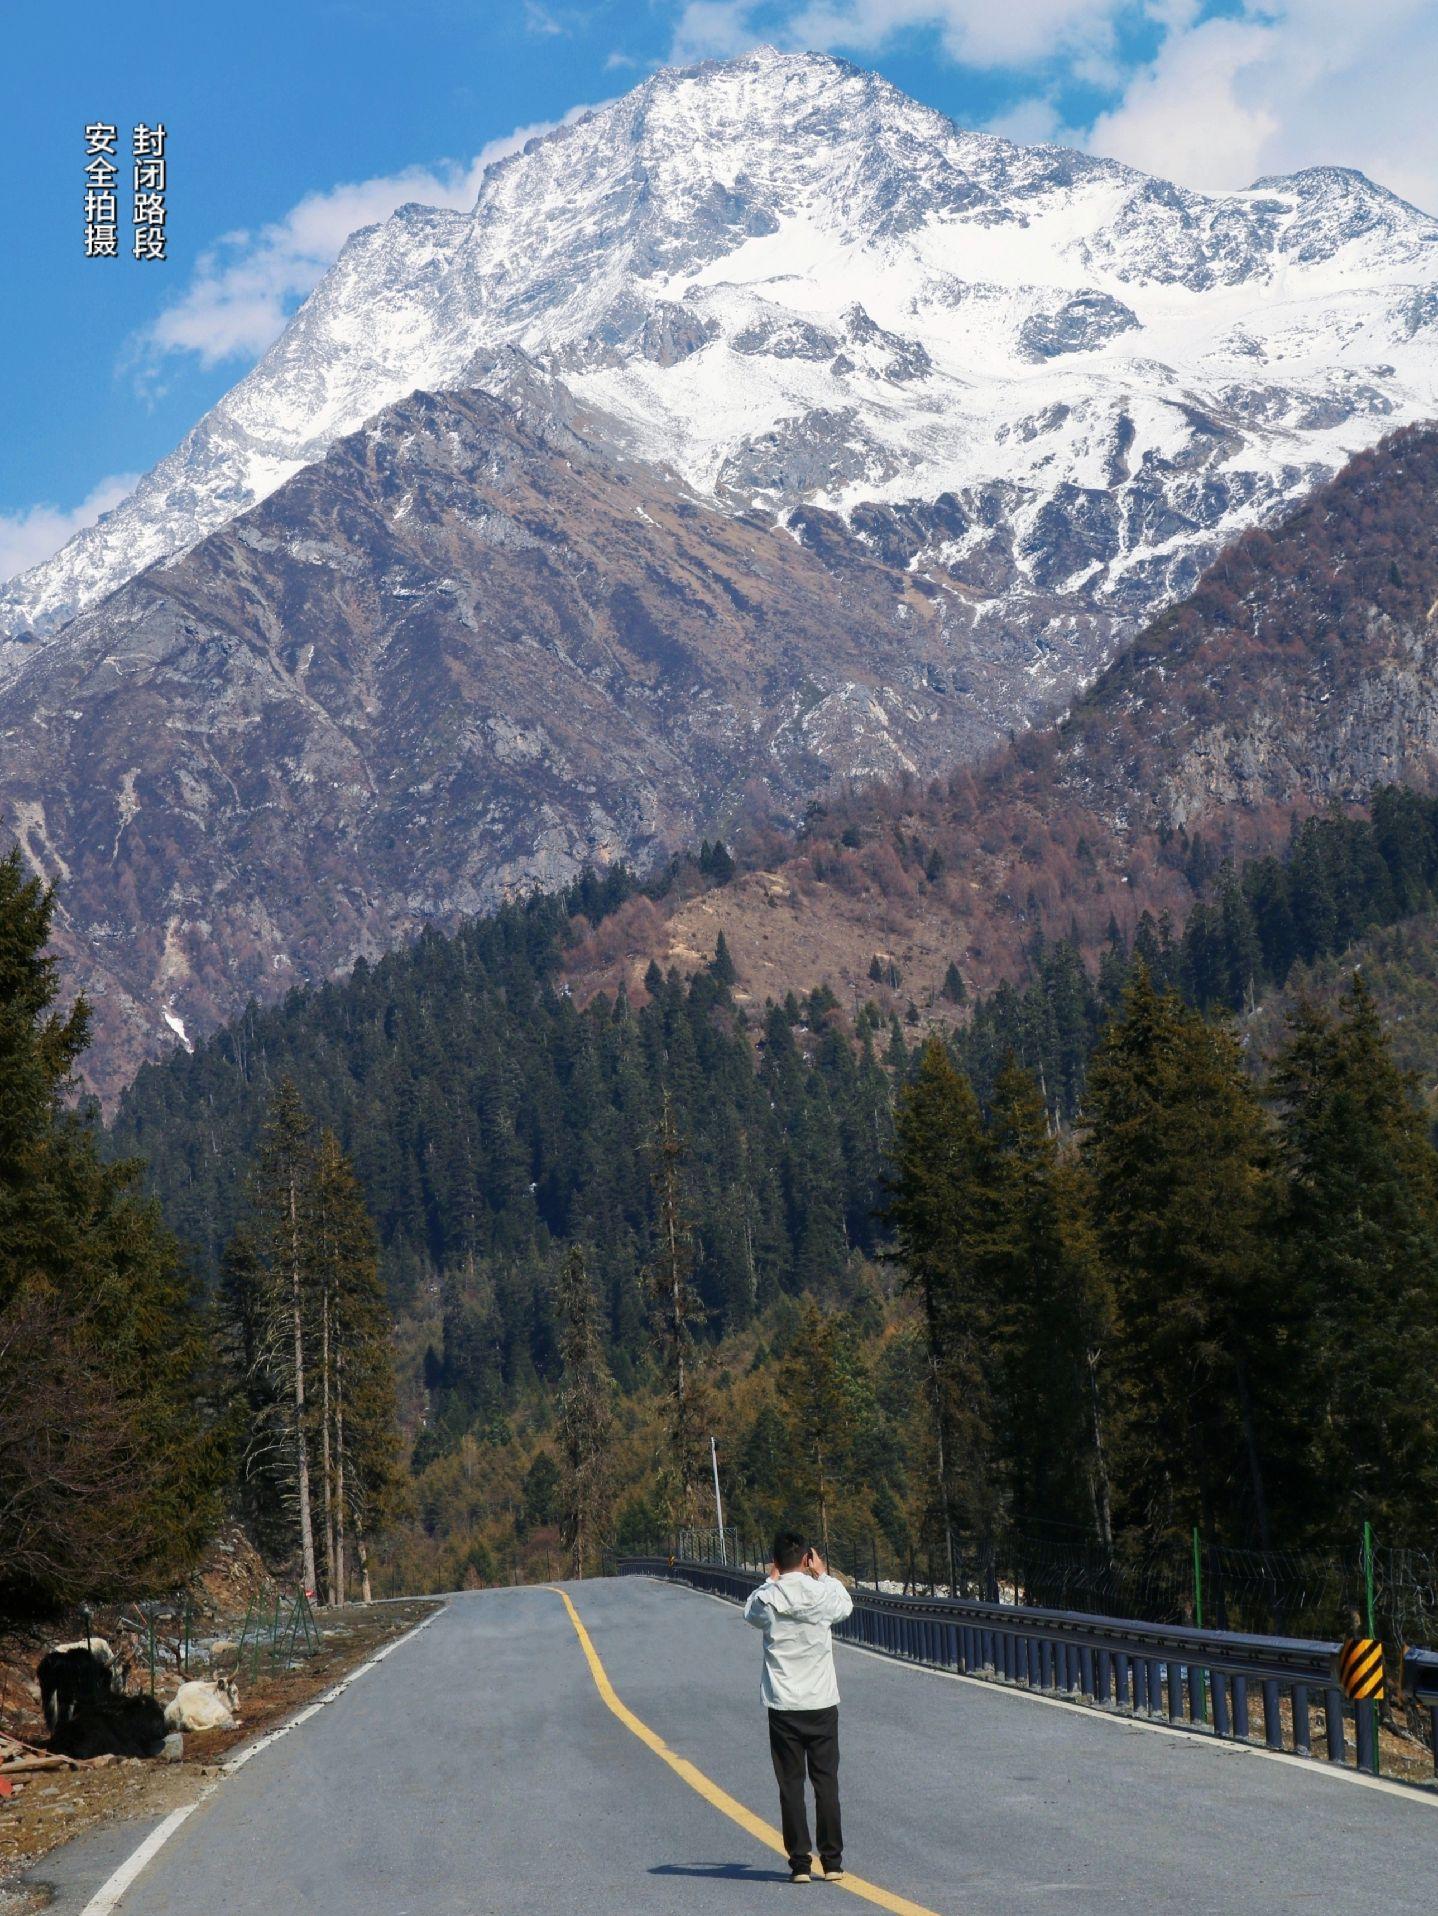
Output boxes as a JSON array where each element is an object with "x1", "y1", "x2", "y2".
[{"x1": 743, "y1": 1570, "x2": 854, "y2": 1711}]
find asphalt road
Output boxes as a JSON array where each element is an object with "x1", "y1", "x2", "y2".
[{"x1": 96, "y1": 1578, "x2": 1435, "y2": 1915}]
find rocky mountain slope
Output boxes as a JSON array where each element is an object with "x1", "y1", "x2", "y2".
[
  {"x1": 6, "y1": 45, "x2": 1438, "y2": 688},
  {"x1": 7, "y1": 51, "x2": 1438, "y2": 1097},
  {"x1": 1, "y1": 376, "x2": 1058, "y2": 1100},
  {"x1": 565, "y1": 425, "x2": 1438, "y2": 1017}
]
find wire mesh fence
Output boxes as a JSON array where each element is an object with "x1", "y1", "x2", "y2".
[{"x1": 670, "y1": 1523, "x2": 1438, "y2": 1649}]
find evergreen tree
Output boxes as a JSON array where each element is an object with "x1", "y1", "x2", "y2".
[
  {"x1": 0, "y1": 848, "x2": 221, "y2": 1623},
  {"x1": 1269, "y1": 975, "x2": 1438, "y2": 1540},
  {"x1": 306, "y1": 1128, "x2": 398, "y2": 1604},
  {"x1": 776, "y1": 1296, "x2": 876, "y2": 1559},
  {"x1": 216, "y1": 1227, "x2": 293, "y2": 1560},
  {"x1": 975, "y1": 1059, "x2": 1102, "y2": 1543},
  {"x1": 555, "y1": 1244, "x2": 615, "y2": 1577},
  {"x1": 248, "y1": 1080, "x2": 321, "y2": 1596},
  {"x1": 523, "y1": 1450, "x2": 562, "y2": 1529},
  {"x1": 1083, "y1": 970, "x2": 1278, "y2": 1550},
  {"x1": 884, "y1": 1036, "x2": 992, "y2": 1587},
  {"x1": 643, "y1": 1093, "x2": 709, "y2": 1529}
]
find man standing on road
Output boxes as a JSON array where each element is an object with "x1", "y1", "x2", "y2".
[{"x1": 743, "y1": 1529, "x2": 854, "y2": 1885}]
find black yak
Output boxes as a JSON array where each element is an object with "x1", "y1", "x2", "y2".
[
  {"x1": 38, "y1": 1646, "x2": 118, "y2": 1734},
  {"x1": 49, "y1": 1693, "x2": 168, "y2": 1759}
]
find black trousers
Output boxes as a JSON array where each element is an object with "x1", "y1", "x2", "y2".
[{"x1": 767, "y1": 1705, "x2": 842, "y2": 1872}]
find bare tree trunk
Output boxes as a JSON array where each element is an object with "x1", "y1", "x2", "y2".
[
  {"x1": 334, "y1": 1347, "x2": 347, "y2": 1606},
  {"x1": 288, "y1": 1178, "x2": 318, "y2": 1600},
  {"x1": 925, "y1": 1332, "x2": 957, "y2": 1594},
  {"x1": 1087, "y1": 1349, "x2": 1114, "y2": 1552},
  {"x1": 320, "y1": 1280, "x2": 336, "y2": 1607},
  {"x1": 357, "y1": 1532, "x2": 372, "y2": 1604}
]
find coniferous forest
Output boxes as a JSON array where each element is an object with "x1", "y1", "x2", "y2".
[
  {"x1": 91, "y1": 788, "x2": 1438, "y2": 1628},
  {"x1": 8, "y1": 782, "x2": 1438, "y2": 1628}
]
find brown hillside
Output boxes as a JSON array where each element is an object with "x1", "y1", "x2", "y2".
[{"x1": 565, "y1": 425, "x2": 1438, "y2": 1015}]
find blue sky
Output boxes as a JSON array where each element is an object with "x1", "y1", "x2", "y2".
[{"x1": 4, "y1": 0, "x2": 1436, "y2": 582}]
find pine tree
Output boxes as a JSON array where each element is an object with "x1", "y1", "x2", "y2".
[
  {"x1": 555, "y1": 1244, "x2": 615, "y2": 1576},
  {"x1": 710, "y1": 931, "x2": 737, "y2": 985},
  {"x1": 1269, "y1": 975, "x2": 1438, "y2": 1540},
  {"x1": 975, "y1": 1059, "x2": 1102, "y2": 1543},
  {"x1": 643, "y1": 1093, "x2": 709, "y2": 1530},
  {"x1": 1083, "y1": 969, "x2": 1278, "y2": 1550},
  {"x1": 0, "y1": 848, "x2": 221, "y2": 1623},
  {"x1": 884, "y1": 1035, "x2": 992, "y2": 1587},
  {"x1": 306, "y1": 1128, "x2": 397, "y2": 1604},
  {"x1": 216, "y1": 1227, "x2": 294, "y2": 1559},
  {"x1": 249, "y1": 1080, "x2": 321, "y2": 1596},
  {"x1": 776, "y1": 1297, "x2": 876, "y2": 1559}
]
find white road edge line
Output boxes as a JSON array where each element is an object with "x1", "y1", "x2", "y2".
[
  {"x1": 662, "y1": 1580, "x2": 1437, "y2": 1811},
  {"x1": 75, "y1": 1608, "x2": 443, "y2": 1916},
  {"x1": 74, "y1": 1805, "x2": 198, "y2": 1916}
]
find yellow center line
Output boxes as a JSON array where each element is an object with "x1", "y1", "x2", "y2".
[{"x1": 548, "y1": 1586, "x2": 947, "y2": 1916}]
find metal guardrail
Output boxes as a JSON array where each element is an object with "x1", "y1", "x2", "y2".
[{"x1": 620, "y1": 1555, "x2": 1429, "y2": 1778}]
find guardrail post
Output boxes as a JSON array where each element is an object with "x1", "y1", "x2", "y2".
[
  {"x1": 1188, "y1": 1662, "x2": 1207, "y2": 1723},
  {"x1": 1079, "y1": 1645, "x2": 1095, "y2": 1698},
  {"x1": 1324, "y1": 1688, "x2": 1346, "y2": 1764},
  {"x1": 1429, "y1": 1705, "x2": 1438, "y2": 1776},
  {"x1": 1232, "y1": 1675, "x2": 1249, "y2": 1741},
  {"x1": 1115, "y1": 1651, "x2": 1131, "y2": 1710},
  {"x1": 1146, "y1": 1659, "x2": 1163, "y2": 1717},
  {"x1": 1212, "y1": 1672, "x2": 1231, "y2": 1738},
  {"x1": 1166, "y1": 1661, "x2": 1183, "y2": 1721},
  {"x1": 1292, "y1": 1684, "x2": 1311, "y2": 1756},
  {"x1": 1354, "y1": 1700, "x2": 1377, "y2": 1776},
  {"x1": 1262, "y1": 1679, "x2": 1282, "y2": 1751},
  {"x1": 1097, "y1": 1648, "x2": 1113, "y2": 1706}
]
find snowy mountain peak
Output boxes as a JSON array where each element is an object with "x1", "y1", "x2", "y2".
[{"x1": 4, "y1": 48, "x2": 1438, "y2": 651}]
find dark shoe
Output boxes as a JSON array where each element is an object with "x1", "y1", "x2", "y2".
[
  {"x1": 789, "y1": 1868, "x2": 812, "y2": 1884},
  {"x1": 823, "y1": 1867, "x2": 846, "y2": 1882}
]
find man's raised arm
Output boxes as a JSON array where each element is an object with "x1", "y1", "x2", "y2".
[
  {"x1": 803, "y1": 1550, "x2": 854, "y2": 1624},
  {"x1": 744, "y1": 1577, "x2": 779, "y2": 1630}
]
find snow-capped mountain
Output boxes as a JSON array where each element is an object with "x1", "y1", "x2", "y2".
[{"x1": 5, "y1": 46, "x2": 1438, "y2": 658}]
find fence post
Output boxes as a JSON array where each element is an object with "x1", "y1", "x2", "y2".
[
  {"x1": 1362, "y1": 1522, "x2": 1381, "y2": 1776},
  {"x1": 1191, "y1": 1529, "x2": 1209, "y2": 1720}
]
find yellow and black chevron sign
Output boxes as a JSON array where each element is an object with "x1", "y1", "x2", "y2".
[{"x1": 1338, "y1": 1637, "x2": 1385, "y2": 1701}]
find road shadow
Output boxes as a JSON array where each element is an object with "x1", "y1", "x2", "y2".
[{"x1": 651, "y1": 1862, "x2": 793, "y2": 1883}]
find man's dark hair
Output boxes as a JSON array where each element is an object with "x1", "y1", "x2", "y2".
[{"x1": 772, "y1": 1529, "x2": 808, "y2": 1573}]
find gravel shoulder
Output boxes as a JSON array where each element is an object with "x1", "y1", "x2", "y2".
[{"x1": 1, "y1": 1599, "x2": 439, "y2": 1908}]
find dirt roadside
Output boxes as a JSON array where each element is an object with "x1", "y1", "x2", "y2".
[{"x1": 0, "y1": 1598, "x2": 440, "y2": 1907}]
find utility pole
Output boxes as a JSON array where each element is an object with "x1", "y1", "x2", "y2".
[{"x1": 710, "y1": 1434, "x2": 727, "y2": 1564}]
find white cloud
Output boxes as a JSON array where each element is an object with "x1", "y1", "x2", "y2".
[
  {"x1": 1088, "y1": 15, "x2": 1280, "y2": 189},
  {"x1": 0, "y1": 474, "x2": 140, "y2": 585},
  {"x1": 138, "y1": 109, "x2": 593, "y2": 374},
  {"x1": 1088, "y1": 3, "x2": 1438, "y2": 207}
]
